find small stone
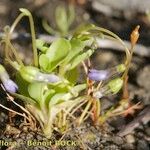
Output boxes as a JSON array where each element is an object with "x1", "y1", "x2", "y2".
[
  {"x1": 113, "y1": 136, "x2": 124, "y2": 145},
  {"x1": 125, "y1": 134, "x2": 135, "y2": 144}
]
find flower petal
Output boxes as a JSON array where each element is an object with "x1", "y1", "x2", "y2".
[
  {"x1": 3, "y1": 79, "x2": 18, "y2": 93},
  {"x1": 88, "y1": 69, "x2": 109, "y2": 81}
]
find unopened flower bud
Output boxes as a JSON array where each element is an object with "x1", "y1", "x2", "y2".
[
  {"x1": 20, "y1": 66, "x2": 61, "y2": 83},
  {"x1": 19, "y1": 66, "x2": 39, "y2": 82},
  {"x1": 93, "y1": 78, "x2": 123, "y2": 98},
  {"x1": 35, "y1": 72, "x2": 61, "y2": 83}
]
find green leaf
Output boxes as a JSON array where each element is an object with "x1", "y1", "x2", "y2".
[
  {"x1": 67, "y1": 5, "x2": 75, "y2": 27},
  {"x1": 46, "y1": 38, "x2": 71, "y2": 60},
  {"x1": 65, "y1": 67, "x2": 78, "y2": 84},
  {"x1": 70, "y1": 49, "x2": 94, "y2": 69},
  {"x1": 63, "y1": 39, "x2": 85, "y2": 64},
  {"x1": 70, "y1": 84, "x2": 86, "y2": 97},
  {"x1": 44, "y1": 38, "x2": 71, "y2": 72},
  {"x1": 15, "y1": 73, "x2": 30, "y2": 97},
  {"x1": 55, "y1": 6, "x2": 68, "y2": 34},
  {"x1": 74, "y1": 24, "x2": 95, "y2": 37},
  {"x1": 44, "y1": 89, "x2": 56, "y2": 107},
  {"x1": 49, "y1": 93, "x2": 72, "y2": 106},
  {"x1": 28, "y1": 82, "x2": 47, "y2": 102},
  {"x1": 48, "y1": 82, "x2": 70, "y2": 93},
  {"x1": 36, "y1": 39, "x2": 48, "y2": 52},
  {"x1": 39, "y1": 54, "x2": 49, "y2": 71}
]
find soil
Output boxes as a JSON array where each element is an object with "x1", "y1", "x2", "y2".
[{"x1": 0, "y1": 0, "x2": 150, "y2": 150}]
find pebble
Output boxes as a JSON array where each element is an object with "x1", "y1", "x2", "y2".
[
  {"x1": 113, "y1": 136, "x2": 124, "y2": 145},
  {"x1": 125, "y1": 134, "x2": 135, "y2": 144}
]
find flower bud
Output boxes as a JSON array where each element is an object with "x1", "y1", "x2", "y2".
[
  {"x1": 19, "y1": 66, "x2": 61, "y2": 83},
  {"x1": 19, "y1": 66, "x2": 39, "y2": 82},
  {"x1": 93, "y1": 78, "x2": 123, "y2": 98},
  {"x1": 0, "y1": 64, "x2": 18, "y2": 93},
  {"x1": 107, "y1": 78, "x2": 123, "y2": 94},
  {"x1": 35, "y1": 72, "x2": 61, "y2": 83}
]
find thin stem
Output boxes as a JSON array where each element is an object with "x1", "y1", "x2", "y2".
[
  {"x1": 7, "y1": 40, "x2": 24, "y2": 66},
  {"x1": 9, "y1": 11, "x2": 38, "y2": 67},
  {"x1": 0, "y1": 103, "x2": 29, "y2": 120},
  {"x1": 28, "y1": 14, "x2": 38, "y2": 67},
  {"x1": 78, "y1": 98, "x2": 92, "y2": 125},
  {"x1": 42, "y1": 19, "x2": 57, "y2": 35},
  {"x1": 7, "y1": 94, "x2": 36, "y2": 123},
  {"x1": 95, "y1": 27, "x2": 131, "y2": 66},
  {"x1": 70, "y1": 99, "x2": 88, "y2": 115},
  {"x1": 9, "y1": 13, "x2": 25, "y2": 34}
]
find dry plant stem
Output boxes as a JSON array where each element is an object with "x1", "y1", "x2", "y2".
[
  {"x1": 78, "y1": 98, "x2": 92, "y2": 125},
  {"x1": 63, "y1": 109, "x2": 76, "y2": 120},
  {"x1": 0, "y1": 103, "x2": 29, "y2": 120},
  {"x1": 82, "y1": 61, "x2": 88, "y2": 74},
  {"x1": 70, "y1": 99, "x2": 88, "y2": 115},
  {"x1": 91, "y1": 99, "x2": 98, "y2": 123},
  {"x1": 1, "y1": 85, "x2": 36, "y2": 128},
  {"x1": 7, "y1": 94, "x2": 36, "y2": 125},
  {"x1": 122, "y1": 76, "x2": 129, "y2": 99},
  {"x1": 7, "y1": 40, "x2": 24, "y2": 66}
]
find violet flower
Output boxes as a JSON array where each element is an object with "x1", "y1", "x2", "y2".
[
  {"x1": 2, "y1": 79, "x2": 18, "y2": 93},
  {"x1": 88, "y1": 64, "x2": 126, "y2": 81},
  {"x1": 88, "y1": 69, "x2": 109, "y2": 81},
  {"x1": 0, "y1": 64, "x2": 18, "y2": 93}
]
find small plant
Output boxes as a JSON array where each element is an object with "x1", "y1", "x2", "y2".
[
  {"x1": 0, "y1": 8, "x2": 141, "y2": 138},
  {"x1": 42, "y1": 4, "x2": 75, "y2": 36}
]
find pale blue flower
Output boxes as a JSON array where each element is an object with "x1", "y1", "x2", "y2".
[
  {"x1": 88, "y1": 69, "x2": 109, "y2": 81},
  {"x1": 3, "y1": 79, "x2": 18, "y2": 93}
]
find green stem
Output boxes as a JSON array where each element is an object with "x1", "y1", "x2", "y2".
[
  {"x1": 10, "y1": 11, "x2": 38, "y2": 67},
  {"x1": 28, "y1": 15, "x2": 38, "y2": 67},
  {"x1": 96, "y1": 27, "x2": 131, "y2": 66},
  {"x1": 10, "y1": 13, "x2": 25, "y2": 34}
]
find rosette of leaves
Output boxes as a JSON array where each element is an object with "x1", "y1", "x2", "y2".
[{"x1": 16, "y1": 36, "x2": 94, "y2": 137}]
